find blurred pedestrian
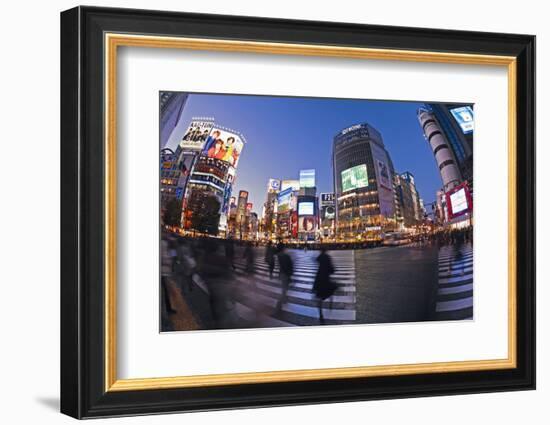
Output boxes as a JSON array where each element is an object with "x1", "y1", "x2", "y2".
[
  {"x1": 225, "y1": 238, "x2": 236, "y2": 270},
  {"x1": 161, "y1": 237, "x2": 176, "y2": 314},
  {"x1": 276, "y1": 244, "x2": 294, "y2": 311},
  {"x1": 264, "y1": 241, "x2": 276, "y2": 279},
  {"x1": 243, "y1": 242, "x2": 255, "y2": 273},
  {"x1": 175, "y1": 238, "x2": 197, "y2": 292},
  {"x1": 313, "y1": 248, "x2": 337, "y2": 324}
]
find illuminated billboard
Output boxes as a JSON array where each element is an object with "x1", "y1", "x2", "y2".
[
  {"x1": 370, "y1": 142, "x2": 396, "y2": 218},
  {"x1": 202, "y1": 128, "x2": 244, "y2": 167},
  {"x1": 281, "y1": 179, "x2": 300, "y2": 192},
  {"x1": 298, "y1": 201, "x2": 314, "y2": 216},
  {"x1": 320, "y1": 193, "x2": 335, "y2": 205},
  {"x1": 322, "y1": 205, "x2": 335, "y2": 220},
  {"x1": 299, "y1": 216, "x2": 316, "y2": 232},
  {"x1": 299, "y1": 169, "x2": 316, "y2": 188},
  {"x1": 341, "y1": 164, "x2": 369, "y2": 192},
  {"x1": 450, "y1": 189, "x2": 468, "y2": 214},
  {"x1": 179, "y1": 119, "x2": 214, "y2": 151},
  {"x1": 450, "y1": 106, "x2": 474, "y2": 134},
  {"x1": 445, "y1": 183, "x2": 472, "y2": 219},
  {"x1": 277, "y1": 188, "x2": 292, "y2": 213},
  {"x1": 375, "y1": 160, "x2": 392, "y2": 190},
  {"x1": 267, "y1": 178, "x2": 281, "y2": 192}
]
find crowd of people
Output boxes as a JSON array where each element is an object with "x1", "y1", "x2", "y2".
[
  {"x1": 161, "y1": 234, "x2": 340, "y2": 328},
  {"x1": 161, "y1": 226, "x2": 473, "y2": 329},
  {"x1": 407, "y1": 227, "x2": 473, "y2": 247}
]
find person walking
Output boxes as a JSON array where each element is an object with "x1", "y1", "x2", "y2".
[
  {"x1": 224, "y1": 238, "x2": 236, "y2": 270},
  {"x1": 275, "y1": 244, "x2": 294, "y2": 312},
  {"x1": 313, "y1": 248, "x2": 337, "y2": 324},
  {"x1": 175, "y1": 238, "x2": 197, "y2": 292},
  {"x1": 161, "y1": 237, "x2": 177, "y2": 314},
  {"x1": 243, "y1": 242, "x2": 255, "y2": 274},
  {"x1": 264, "y1": 241, "x2": 276, "y2": 279}
]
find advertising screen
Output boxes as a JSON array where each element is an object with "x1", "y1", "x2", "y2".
[
  {"x1": 179, "y1": 120, "x2": 214, "y2": 151},
  {"x1": 281, "y1": 179, "x2": 300, "y2": 192},
  {"x1": 320, "y1": 192, "x2": 335, "y2": 205},
  {"x1": 322, "y1": 205, "x2": 335, "y2": 220},
  {"x1": 277, "y1": 188, "x2": 292, "y2": 213},
  {"x1": 299, "y1": 169, "x2": 316, "y2": 188},
  {"x1": 370, "y1": 142, "x2": 396, "y2": 218},
  {"x1": 450, "y1": 188, "x2": 468, "y2": 214},
  {"x1": 450, "y1": 106, "x2": 474, "y2": 134},
  {"x1": 298, "y1": 201, "x2": 314, "y2": 216},
  {"x1": 341, "y1": 164, "x2": 369, "y2": 192},
  {"x1": 202, "y1": 128, "x2": 244, "y2": 167},
  {"x1": 267, "y1": 178, "x2": 281, "y2": 192},
  {"x1": 299, "y1": 216, "x2": 316, "y2": 232},
  {"x1": 375, "y1": 159, "x2": 392, "y2": 190}
]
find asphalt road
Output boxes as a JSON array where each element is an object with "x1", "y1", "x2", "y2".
[{"x1": 163, "y1": 242, "x2": 445, "y2": 331}]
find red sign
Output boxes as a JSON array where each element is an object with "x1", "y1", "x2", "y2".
[{"x1": 445, "y1": 182, "x2": 472, "y2": 220}]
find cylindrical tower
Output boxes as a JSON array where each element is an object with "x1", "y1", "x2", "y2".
[{"x1": 418, "y1": 108, "x2": 462, "y2": 192}]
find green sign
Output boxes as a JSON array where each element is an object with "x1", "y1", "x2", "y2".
[{"x1": 341, "y1": 164, "x2": 369, "y2": 192}]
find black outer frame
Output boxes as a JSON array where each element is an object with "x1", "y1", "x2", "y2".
[{"x1": 60, "y1": 6, "x2": 536, "y2": 419}]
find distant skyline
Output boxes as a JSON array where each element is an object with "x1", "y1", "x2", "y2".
[{"x1": 164, "y1": 92, "x2": 445, "y2": 215}]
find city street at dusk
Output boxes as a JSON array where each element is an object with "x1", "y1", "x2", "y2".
[
  {"x1": 161, "y1": 237, "x2": 473, "y2": 331},
  {"x1": 159, "y1": 91, "x2": 475, "y2": 331}
]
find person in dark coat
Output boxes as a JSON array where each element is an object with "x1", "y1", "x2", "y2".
[
  {"x1": 264, "y1": 241, "x2": 276, "y2": 279},
  {"x1": 313, "y1": 248, "x2": 336, "y2": 324},
  {"x1": 243, "y1": 242, "x2": 255, "y2": 273},
  {"x1": 275, "y1": 244, "x2": 294, "y2": 311},
  {"x1": 224, "y1": 238, "x2": 236, "y2": 270}
]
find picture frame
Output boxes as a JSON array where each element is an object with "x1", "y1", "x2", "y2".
[{"x1": 60, "y1": 5, "x2": 536, "y2": 419}]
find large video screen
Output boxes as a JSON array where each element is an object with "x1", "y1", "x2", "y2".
[
  {"x1": 277, "y1": 188, "x2": 292, "y2": 213},
  {"x1": 298, "y1": 201, "x2": 314, "y2": 216},
  {"x1": 450, "y1": 187, "x2": 468, "y2": 214},
  {"x1": 341, "y1": 164, "x2": 369, "y2": 192},
  {"x1": 450, "y1": 106, "x2": 474, "y2": 134},
  {"x1": 299, "y1": 169, "x2": 316, "y2": 188}
]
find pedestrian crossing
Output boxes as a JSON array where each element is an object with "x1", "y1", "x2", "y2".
[
  {"x1": 435, "y1": 243, "x2": 474, "y2": 320},
  {"x1": 232, "y1": 248, "x2": 357, "y2": 326}
]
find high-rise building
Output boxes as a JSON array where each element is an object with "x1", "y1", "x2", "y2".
[
  {"x1": 160, "y1": 148, "x2": 180, "y2": 212},
  {"x1": 332, "y1": 123, "x2": 398, "y2": 240},
  {"x1": 426, "y1": 103, "x2": 473, "y2": 186},
  {"x1": 261, "y1": 179, "x2": 280, "y2": 237},
  {"x1": 235, "y1": 190, "x2": 249, "y2": 237},
  {"x1": 418, "y1": 104, "x2": 473, "y2": 192},
  {"x1": 396, "y1": 171, "x2": 423, "y2": 228},
  {"x1": 160, "y1": 92, "x2": 188, "y2": 148},
  {"x1": 170, "y1": 119, "x2": 246, "y2": 235}
]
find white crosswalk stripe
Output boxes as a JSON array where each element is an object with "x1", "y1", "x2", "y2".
[
  {"x1": 232, "y1": 248, "x2": 357, "y2": 326},
  {"x1": 435, "y1": 243, "x2": 473, "y2": 320}
]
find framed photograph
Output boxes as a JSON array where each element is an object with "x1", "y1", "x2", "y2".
[{"x1": 60, "y1": 6, "x2": 535, "y2": 419}]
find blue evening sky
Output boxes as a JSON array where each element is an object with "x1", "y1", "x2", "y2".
[{"x1": 165, "y1": 93, "x2": 442, "y2": 215}]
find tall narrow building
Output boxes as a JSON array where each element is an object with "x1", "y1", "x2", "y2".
[
  {"x1": 418, "y1": 107, "x2": 463, "y2": 192},
  {"x1": 425, "y1": 103, "x2": 474, "y2": 186},
  {"x1": 159, "y1": 92, "x2": 188, "y2": 148}
]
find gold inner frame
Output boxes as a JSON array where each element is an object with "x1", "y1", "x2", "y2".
[{"x1": 104, "y1": 33, "x2": 517, "y2": 392}]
